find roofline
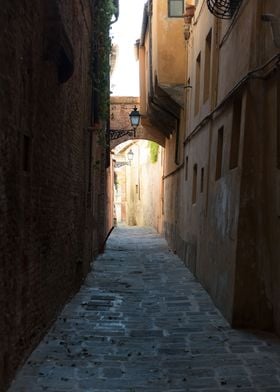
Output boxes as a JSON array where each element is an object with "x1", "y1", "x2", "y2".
[{"x1": 140, "y1": 1, "x2": 149, "y2": 46}]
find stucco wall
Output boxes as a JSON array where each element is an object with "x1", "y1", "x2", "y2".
[
  {"x1": 125, "y1": 140, "x2": 163, "y2": 232},
  {"x1": 152, "y1": 0, "x2": 186, "y2": 85},
  {"x1": 139, "y1": 0, "x2": 280, "y2": 334},
  {"x1": 162, "y1": 0, "x2": 280, "y2": 330},
  {"x1": 216, "y1": 0, "x2": 280, "y2": 330}
]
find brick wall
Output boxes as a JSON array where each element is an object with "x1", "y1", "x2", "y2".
[
  {"x1": 0, "y1": 1, "x2": 107, "y2": 389},
  {"x1": 110, "y1": 97, "x2": 140, "y2": 130}
]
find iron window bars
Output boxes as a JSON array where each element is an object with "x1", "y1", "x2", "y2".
[{"x1": 207, "y1": 0, "x2": 242, "y2": 19}]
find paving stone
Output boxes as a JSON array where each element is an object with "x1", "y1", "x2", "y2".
[
  {"x1": 7, "y1": 226, "x2": 280, "y2": 391},
  {"x1": 250, "y1": 375, "x2": 280, "y2": 387}
]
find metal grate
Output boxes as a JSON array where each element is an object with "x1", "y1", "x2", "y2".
[{"x1": 207, "y1": 0, "x2": 242, "y2": 19}]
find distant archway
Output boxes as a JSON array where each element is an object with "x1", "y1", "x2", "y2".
[
  {"x1": 110, "y1": 96, "x2": 166, "y2": 149},
  {"x1": 112, "y1": 138, "x2": 164, "y2": 232}
]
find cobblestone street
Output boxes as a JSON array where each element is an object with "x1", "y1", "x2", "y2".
[{"x1": 8, "y1": 226, "x2": 280, "y2": 392}]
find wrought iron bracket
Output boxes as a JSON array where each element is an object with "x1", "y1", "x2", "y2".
[
  {"x1": 114, "y1": 161, "x2": 130, "y2": 168},
  {"x1": 110, "y1": 129, "x2": 135, "y2": 140}
]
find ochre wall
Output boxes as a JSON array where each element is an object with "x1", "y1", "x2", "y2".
[{"x1": 152, "y1": 0, "x2": 186, "y2": 85}]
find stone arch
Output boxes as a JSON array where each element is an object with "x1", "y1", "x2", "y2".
[
  {"x1": 110, "y1": 96, "x2": 166, "y2": 149},
  {"x1": 110, "y1": 124, "x2": 165, "y2": 149}
]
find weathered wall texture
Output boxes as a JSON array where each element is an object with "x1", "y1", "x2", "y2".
[
  {"x1": 140, "y1": 0, "x2": 280, "y2": 334},
  {"x1": 164, "y1": 0, "x2": 280, "y2": 331},
  {"x1": 0, "y1": 1, "x2": 110, "y2": 389}
]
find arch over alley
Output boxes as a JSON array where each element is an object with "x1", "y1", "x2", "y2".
[
  {"x1": 112, "y1": 138, "x2": 164, "y2": 231},
  {"x1": 110, "y1": 96, "x2": 166, "y2": 149}
]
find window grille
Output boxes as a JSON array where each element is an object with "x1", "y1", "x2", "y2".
[{"x1": 207, "y1": 0, "x2": 242, "y2": 19}]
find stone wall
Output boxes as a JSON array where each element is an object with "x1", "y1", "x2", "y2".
[
  {"x1": 0, "y1": 1, "x2": 105, "y2": 389},
  {"x1": 110, "y1": 97, "x2": 139, "y2": 130}
]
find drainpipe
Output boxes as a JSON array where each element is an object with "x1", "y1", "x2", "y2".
[{"x1": 148, "y1": 0, "x2": 154, "y2": 97}]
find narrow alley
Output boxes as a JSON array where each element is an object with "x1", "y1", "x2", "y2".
[{"x1": 9, "y1": 226, "x2": 280, "y2": 392}]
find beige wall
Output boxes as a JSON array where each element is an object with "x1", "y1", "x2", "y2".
[
  {"x1": 159, "y1": 0, "x2": 280, "y2": 332},
  {"x1": 113, "y1": 140, "x2": 163, "y2": 232},
  {"x1": 125, "y1": 140, "x2": 163, "y2": 232},
  {"x1": 139, "y1": 0, "x2": 280, "y2": 333}
]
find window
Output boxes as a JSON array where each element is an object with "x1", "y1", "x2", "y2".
[
  {"x1": 277, "y1": 75, "x2": 280, "y2": 169},
  {"x1": 175, "y1": 121, "x2": 180, "y2": 165},
  {"x1": 277, "y1": 76, "x2": 280, "y2": 218},
  {"x1": 215, "y1": 127, "x2": 224, "y2": 180},
  {"x1": 44, "y1": 4, "x2": 74, "y2": 84},
  {"x1": 192, "y1": 164, "x2": 198, "y2": 204},
  {"x1": 200, "y1": 167, "x2": 204, "y2": 193},
  {"x1": 203, "y1": 29, "x2": 212, "y2": 103},
  {"x1": 22, "y1": 135, "x2": 31, "y2": 172},
  {"x1": 87, "y1": 129, "x2": 93, "y2": 209},
  {"x1": 229, "y1": 96, "x2": 242, "y2": 169},
  {"x1": 185, "y1": 156, "x2": 189, "y2": 181},
  {"x1": 168, "y1": 0, "x2": 184, "y2": 17},
  {"x1": 278, "y1": 111, "x2": 280, "y2": 170},
  {"x1": 195, "y1": 52, "x2": 201, "y2": 114}
]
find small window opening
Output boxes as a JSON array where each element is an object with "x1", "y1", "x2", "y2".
[
  {"x1": 175, "y1": 121, "x2": 180, "y2": 165},
  {"x1": 185, "y1": 156, "x2": 189, "y2": 181},
  {"x1": 192, "y1": 164, "x2": 198, "y2": 204},
  {"x1": 22, "y1": 135, "x2": 31, "y2": 172},
  {"x1": 203, "y1": 29, "x2": 212, "y2": 103},
  {"x1": 229, "y1": 96, "x2": 242, "y2": 169},
  {"x1": 200, "y1": 167, "x2": 204, "y2": 192},
  {"x1": 195, "y1": 53, "x2": 201, "y2": 114},
  {"x1": 215, "y1": 127, "x2": 224, "y2": 180},
  {"x1": 277, "y1": 76, "x2": 280, "y2": 169}
]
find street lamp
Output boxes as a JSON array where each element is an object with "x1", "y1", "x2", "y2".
[
  {"x1": 114, "y1": 149, "x2": 134, "y2": 168},
  {"x1": 129, "y1": 106, "x2": 141, "y2": 136},
  {"x1": 127, "y1": 149, "x2": 134, "y2": 163}
]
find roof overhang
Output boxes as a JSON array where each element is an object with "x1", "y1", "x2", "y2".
[{"x1": 146, "y1": 83, "x2": 184, "y2": 136}]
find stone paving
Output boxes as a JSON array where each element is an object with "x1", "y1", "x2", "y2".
[{"x1": 8, "y1": 226, "x2": 280, "y2": 392}]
